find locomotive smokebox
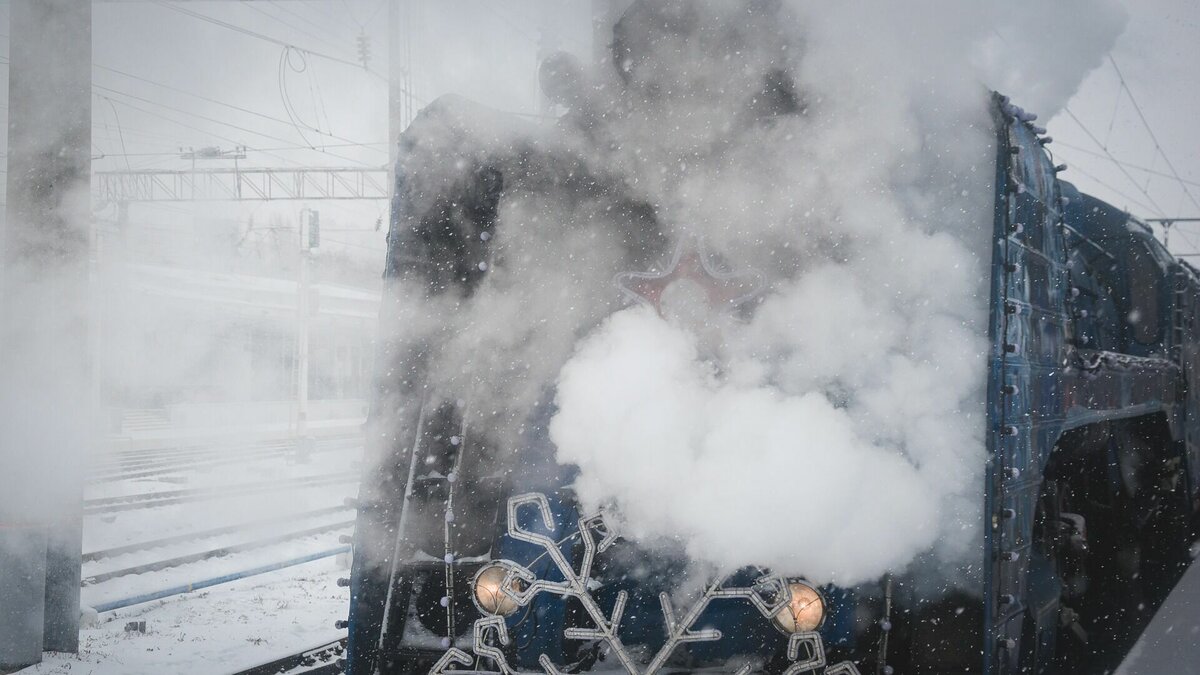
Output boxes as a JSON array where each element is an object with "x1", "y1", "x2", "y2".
[{"x1": 610, "y1": 0, "x2": 801, "y2": 115}]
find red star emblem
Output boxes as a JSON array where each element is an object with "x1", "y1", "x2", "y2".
[{"x1": 615, "y1": 236, "x2": 764, "y2": 316}]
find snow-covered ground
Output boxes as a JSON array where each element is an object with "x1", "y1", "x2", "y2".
[
  {"x1": 18, "y1": 435, "x2": 362, "y2": 675},
  {"x1": 23, "y1": 559, "x2": 348, "y2": 675}
]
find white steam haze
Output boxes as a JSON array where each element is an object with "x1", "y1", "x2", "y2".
[
  {"x1": 379, "y1": 0, "x2": 1129, "y2": 589},
  {"x1": 7, "y1": 0, "x2": 1199, "y2": 668},
  {"x1": 540, "y1": 0, "x2": 1127, "y2": 586}
]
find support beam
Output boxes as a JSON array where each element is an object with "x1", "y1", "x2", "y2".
[
  {"x1": 94, "y1": 167, "x2": 389, "y2": 202},
  {"x1": 0, "y1": 0, "x2": 92, "y2": 668}
]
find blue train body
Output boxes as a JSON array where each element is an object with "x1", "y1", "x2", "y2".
[
  {"x1": 343, "y1": 19, "x2": 1199, "y2": 674},
  {"x1": 981, "y1": 102, "x2": 1199, "y2": 673}
]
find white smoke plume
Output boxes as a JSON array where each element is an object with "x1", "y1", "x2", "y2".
[
  {"x1": 380, "y1": 0, "x2": 1127, "y2": 589},
  {"x1": 541, "y1": 0, "x2": 1127, "y2": 586}
]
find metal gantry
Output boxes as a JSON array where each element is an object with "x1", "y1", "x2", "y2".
[{"x1": 95, "y1": 166, "x2": 390, "y2": 202}]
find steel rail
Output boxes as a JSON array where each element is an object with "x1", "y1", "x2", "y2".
[
  {"x1": 89, "y1": 440, "x2": 359, "y2": 484},
  {"x1": 90, "y1": 435, "x2": 358, "y2": 472},
  {"x1": 85, "y1": 473, "x2": 353, "y2": 506},
  {"x1": 89, "y1": 441, "x2": 303, "y2": 475},
  {"x1": 90, "y1": 441, "x2": 298, "y2": 477},
  {"x1": 83, "y1": 520, "x2": 355, "y2": 585},
  {"x1": 90, "y1": 546, "x2": 351, "y2": 613},
  {"x1": 91, "y1": 441, "x2": 292, "y2": 471},
  {"x1": 83, "y1": 473, "x2": 359, "y2": 514},
  {"x1": 83, "y1": 505, "x2": 351, "y2": 562},
  {"x1": 96, "y1": 437, "x2": 300, "y2": 461}
]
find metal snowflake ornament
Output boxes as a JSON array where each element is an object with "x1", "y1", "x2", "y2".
[{"x1": 429, "y1": 493, "x2": 861, "y2": 675}]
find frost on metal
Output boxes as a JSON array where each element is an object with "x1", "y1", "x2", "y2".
[{"x1": 429, "y1": 493, "x2": 861, "y2": 675}]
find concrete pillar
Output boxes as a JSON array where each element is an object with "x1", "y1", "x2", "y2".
[{"x1": 0, "y1": 0, "x2": 91, "y2": 667}]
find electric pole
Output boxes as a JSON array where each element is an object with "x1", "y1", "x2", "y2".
[
  {"x1": 0, "y1": 0, "x2": 91, "y2": 668},
  {"x1": 388, "y1": 0, "x2": 410, "y2": 170},
  {"x1": 296, "y1": 208, "x2": 319, "y2": 461},
  {"x1": 1145, "y1": 218, "x2": 1200, "y2": 251}
]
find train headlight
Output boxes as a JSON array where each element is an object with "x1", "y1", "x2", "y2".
[
  {"x1": 772, "y1": 581, "x2": 826, "y2": 633},
  {"x1": 472, "y1": 564, "x2": 524, "y2": 616}
]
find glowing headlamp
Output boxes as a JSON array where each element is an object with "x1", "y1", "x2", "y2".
[
  {"x1": 471, "y1": 564, "x2": 524, "y2": 617},
  {"x1": 771, "y1": 581, "x2": 826, "y2": 633}
]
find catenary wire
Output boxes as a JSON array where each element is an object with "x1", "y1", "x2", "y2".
[
  {"x1": 150, "y1": 0, "x2": 387, "y2": 82},
  {"x1": 1105, "y1": 54, "x2": 1200, "y2": 212},
  {"x1": 94, "y1": 62, "x2": 386, "y2": 154}
]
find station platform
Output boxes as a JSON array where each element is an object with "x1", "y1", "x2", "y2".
[{"x1": 1116, "y1": 551, "x2": 1200, "y2": 673}]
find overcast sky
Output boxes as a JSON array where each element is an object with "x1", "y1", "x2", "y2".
[
  {"x1": 1, "y1": 0, "x2": 593, "y2": 264},
  {"x1": 0, "y1": 0, "x2": 1196, "y2": 264},
  {"x1": 1047, "y1": 0, "x2": 1200, "y2": 250}
]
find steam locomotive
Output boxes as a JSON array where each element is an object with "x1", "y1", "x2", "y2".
[{"x1": 343, "y1": 5, "x2": 1199, "y2": 675}]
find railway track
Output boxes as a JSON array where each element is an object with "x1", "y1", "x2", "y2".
[
  {"x1": 83, "y1": 505, "x2": 352, "y2": 562},
  {"x1": 93, "y1": 439, "x2": 306, "y2": 470},
  {"x1": 90, "y1": 441, "x2": 296, "y2": 474},
  {"x1": 88, "y1": 437, "x2": 359, "y2": 484},
  {"x1": 81, "y1": 433, "x2": 363, "y2": 651},
  {"x1": 83, "y1": 473, "x2": 359, "y2": 514},
  {"x1": 89, "y1": 545, "x2": 352, "y2": 614},
  {"x1": 83, "y1": 519, "x2": 355, "y2": 585}
]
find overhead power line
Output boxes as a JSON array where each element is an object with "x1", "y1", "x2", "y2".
[
  {"x1": 94, "y1": 85, "x2": 379, "y2": 168},
  {"x1": 1055, "y1": 141, "x2": 1200, "y2": 189},
  {"x1": 244, "y1": 2, "x2": 360, "y2": 61},
  {"x1": 1053, "y1": 154, "x2": 1166, "y2": 217},
  {"x1": 1105, "y1": 54, "x2": 1200, "y2": 213},
  {"x1": 94, "y1": 92, "x2": 305, "y2": 169},
  {"x1": 94, "y1": 116, "x2": 195, "y2": 147},
  {"x1": 1061, "y1": 106, "x2": 1167, "y2": 217},
  {"x1": 94, "y1": 62, "x2": 385, "y2": 155},
  {"x1": 340, "y1": 0, "x2": 387, "y2": 32},
  {"x1": 102, "y1": 97, "x2": 133, "y2": 171},
  {"x1": 271, "y1": 0, "x2": 361, "y2": 42},
  {"x1": 149, "y1": 0, "x2": 386, "y2": 81},
  {"x1": 988, "y1": 28, "x2": 1164, "y2": 218},
  {"x1": 318, "y1": 0, "x2": 370, "y2": 36}
]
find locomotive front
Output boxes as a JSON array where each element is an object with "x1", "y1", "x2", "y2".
[
  {"x1": 343, "y1": 2, "x2": 1198, "y2": 674},
  {"x1": 343, "y1": 1, "x2": 992, "y2": 672}
]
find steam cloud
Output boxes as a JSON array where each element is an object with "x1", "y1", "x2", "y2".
[
  {"x1": 382, "y1": 0, "x2": 1127, "y2": 588},
  {"x1": 544, "y1": 0, "x2": 1127, "y2": 586}
]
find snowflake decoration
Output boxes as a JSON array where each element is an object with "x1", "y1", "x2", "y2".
[{"x1": 429, "y1": 493, "x2": 861, "y2": 675}]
